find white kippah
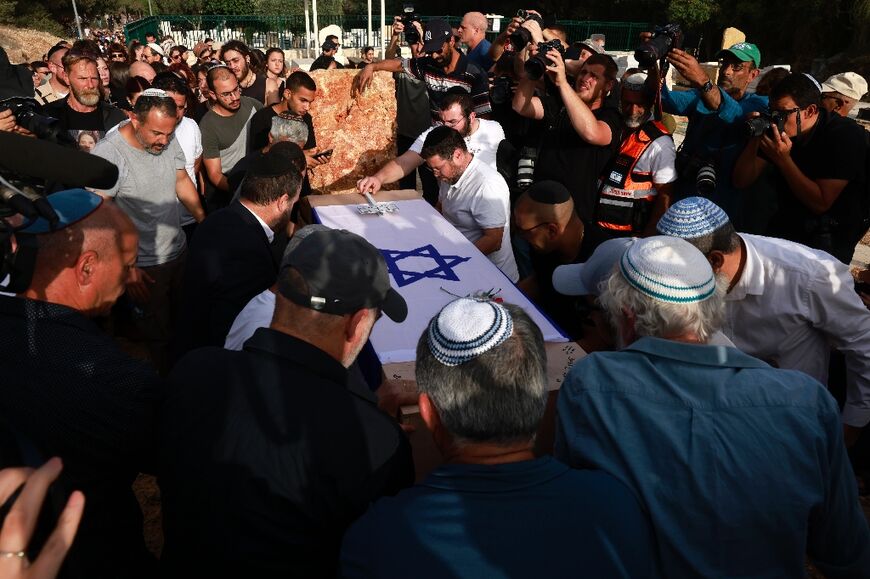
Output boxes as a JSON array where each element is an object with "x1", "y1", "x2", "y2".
[
  {"x1": 427, "y1": 298, "x2": 513, "y2": 366},
  {"x1": 620, "y1": 236, "x2": 716, "y2": 304},
  {"x1": 140, "y1": 88, "x2": 170, "y2": 98},
  {"x1": 622, "y1": 72, "x2": 648, "y2": 92},
  {"x1": 656, "y1": 196, "x2": 730, "y2": 239}
]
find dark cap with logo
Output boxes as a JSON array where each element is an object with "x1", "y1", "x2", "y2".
[
  {"x1": 278, "y1": 228, "x2": 408, "y2": 322},
  {"x1": 422, "y1": 19, "x2": 453, "y2": 53}
]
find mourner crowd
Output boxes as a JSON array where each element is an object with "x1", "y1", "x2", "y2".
[{"x1": 0, "y1": 7, "x2": 869, "y2": 578}]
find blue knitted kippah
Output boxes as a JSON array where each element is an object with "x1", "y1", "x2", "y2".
[
  {"x1": 427, "y1": 298, "x2": 513, "y2": 366},
  {"x1": 619, "y1": 236, "x2": 716, "y2": 304},
  {"x1": 656, "y1": 197, "x2": 730, "y2": 239}
]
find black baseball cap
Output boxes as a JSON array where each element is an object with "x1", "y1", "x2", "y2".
[
  {"x1": 422, "y1": 19, "x2": 452, "y2": 53},
  {"x1": 278, "y1": 228, "x2": 407, "y2": 322},
  {"x1": 321, "y1": 39, "x2": 339, "y2": 51}
]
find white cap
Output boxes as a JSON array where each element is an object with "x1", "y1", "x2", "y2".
[
  {"x1": 552, "y1": 238, "x2": 636, "y2": 296},
  {"x1": 146, "y1": 42, "x2": 165, "y2": 57},
  {"x1": 820, "y1": 72, "x2": 868, "y2": 101}
]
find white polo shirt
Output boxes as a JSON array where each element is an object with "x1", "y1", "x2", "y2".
[{"x1": 439, "y1": 156, "x2": 519, "y2": 282}]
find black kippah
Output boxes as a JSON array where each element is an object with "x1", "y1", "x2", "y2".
[
  {"x1": 526, "y1": 180, "x2": 571, "y2": 204},
  {"x1": 248, "y1": 141, "x2": 305, "y2": 177}
]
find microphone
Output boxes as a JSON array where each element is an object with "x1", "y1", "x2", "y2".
[{"x1": 0, "y1": 132, "x2": 119, "y2": 190}]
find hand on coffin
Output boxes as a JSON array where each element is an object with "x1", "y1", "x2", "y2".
[{"x1": 356, "y1": 175, "x2": 383, "y2": 195}]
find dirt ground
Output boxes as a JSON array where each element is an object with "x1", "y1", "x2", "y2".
[{"x1": 0, "y1": 25, "x2": 65, "y2": 63}]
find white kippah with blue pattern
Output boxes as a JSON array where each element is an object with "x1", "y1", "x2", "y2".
[
  {"x1": 656, "y1": 196, "x2": 730, "y2": 239},
  {"x1": 427, "y1": 298, "x2": 513, "y2": 366},
  {"x1": 620, "y1": 236, "x2": 716, "y2": 304}
]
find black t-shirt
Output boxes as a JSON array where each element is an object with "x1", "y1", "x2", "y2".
[
  {"x1": 247, "y1": 105, "x2": 316, "y2": 152},
  {"x1": 310, "y1": 54, "x2": 342, "y2": 71},
  {"x1": 42, "y1": 97, "x2": 127, "y2": 150},
  {"x1": 766, "y1": 108, "x2": 867, "y2": 263},
  {"x1": 405, "y1": 53, "x2": 492, "y2": 119},
  {"x1": 240, "y1": 73, "x2": 268, "y2": 105},
  {"x1": 529, "y1": 240, "x2": 595, "y2": 340},
  {"x1": 534, "y1": 102, "x2": 622, "y2": 223}
]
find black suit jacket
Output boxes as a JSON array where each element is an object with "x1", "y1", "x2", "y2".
[{"x1": 174, "y1": 200, "x2": 278, "y2": 358}]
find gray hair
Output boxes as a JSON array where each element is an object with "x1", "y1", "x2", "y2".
[
  {"x1": 270, "y1": 115, "x2": 309, "y2": 146},
  {"x1": 599, "y1": 267, "x2": 727, "y2": 344},
  {"x1": 415, "y1": 303, "x2": 548, "y2": 446}
]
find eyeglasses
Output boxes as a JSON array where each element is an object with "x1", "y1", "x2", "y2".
[
  {"x1": 217, "y1": 86, "x2": 241, "y2": 98},
  {"x1": 110, "y1": 52, "x2": 126, "y2": 59},
  {"x1": 770, "y1": 106, "x2": 800, "y2": 116},
  {"x1": 720, "y1": 61, "x2": 750, "y2": 72},
  {"x1": 514, "y1": 221, "x2": 549, "y2": 235},
  {"x1": 822, "y1": 94, "x2": 845, "y2": 106},
  {"x1": 440, "y1": 116, "x2": 467, "y2": 128},
  {"x1": 171, "y1": 54, "x2": 183, "y2": 61}
]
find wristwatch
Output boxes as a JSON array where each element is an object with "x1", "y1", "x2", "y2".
[{"x1": 701, "y1": 80, "x2": 714, "y2": 93}]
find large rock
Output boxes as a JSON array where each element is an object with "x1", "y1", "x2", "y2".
[{"x1": 307, "y1": 69, "x2": 397, "y2": 195}]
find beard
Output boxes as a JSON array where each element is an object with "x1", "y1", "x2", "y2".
[
  {"x1": 73, "y1": 87, "x2": 101, "y2": 107},
  {"x1": 624, "y1": 111, "x2": 650, "y2": 129},
  {"x1": 134, "y1": 128, "x2": 166, "y2": 156}
]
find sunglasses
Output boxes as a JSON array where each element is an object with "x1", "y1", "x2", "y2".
[{"x1": 110, "y1": 52, "x2": 126, "y2": 59}]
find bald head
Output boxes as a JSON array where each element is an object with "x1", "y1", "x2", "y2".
[
  {"x1": 129, "y1": 61, "x2": 156, "y2": 83},
  {"x1": 459, "y1": 12, "x2": 488, "y2": 47},
  {"x1": 207, "y1": 66, "x2": 235, "y2": 91},
  {"x1": 26, "y1": 201, "x2": 138, "y2": 316},
  {"x1": 513, "y1": 183, "x2": 581, "y2": 254}
]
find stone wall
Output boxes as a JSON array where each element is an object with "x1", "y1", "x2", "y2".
[{"x1": 307, "y1": 69, "x2": 397, "y2": 194}]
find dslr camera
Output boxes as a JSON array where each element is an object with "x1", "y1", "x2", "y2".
[
  {"x1": 524, "y1": 39, "x2": 564, "y2": 81},
  {"x1": 400, "y1": 5, "x2": 421, "y2": 45},
  {"x1": 634, "y1": 23, "x2": 683, "y2": 69},
  {"x1": 490, "y1": 75, "x2": 514, "y2": 105},
  {"x1": 745, "y1": 110, "x2": 787, "y2": 138},
  {"x1": 510, "y1": 9, "x2": 543, "y2": 50},
  {"x1": 0, "y1": 96, "x2": 62, "y2": 142}
]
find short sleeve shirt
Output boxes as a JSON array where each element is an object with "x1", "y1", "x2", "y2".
[
  {"x1": 634, "y1": 134, "x2": 677, "y2": 185},
  {"x1": 439, "y1": 157, "x2": 519, "y2": 281},
  {"x1": 199, "y1": 96, "x2": 262, "y2": 173},
  {"x1": 534, "y1": 103, "x2": 622, "y2": 222},
  {"x1": 91, "y1": 124, "x2": 187, "y2": 266},
  {"x1": 410, "y1": 118, "x2": 504, "y2": 170}
]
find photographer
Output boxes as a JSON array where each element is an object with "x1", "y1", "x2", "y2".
[
  {"x1": 733, "y1": 73, "x2": 867, "y2": 264},
  {"x1": 512, "y1": 31, "x2": 621, "y2": 233},
  {"x1": 660, "y1": 41, "x2": 767, "y2": 227}
]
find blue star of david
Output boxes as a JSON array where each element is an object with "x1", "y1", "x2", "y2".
[{"x1": 380, "y1": 244, "x2": 471, "y2": 288}]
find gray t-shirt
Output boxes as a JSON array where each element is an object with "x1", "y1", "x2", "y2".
[
  {"x1": 92, "y1": 124, "x2": 187, "y2": 267},
  {"x1": 199, "y1": 96, "x2": 262, "y2": 174}
]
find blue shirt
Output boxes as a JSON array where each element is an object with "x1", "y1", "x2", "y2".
[
  {"x1": 555, "y1": 337, "x2": 870, "y2": 579},
  {"x1": 662, "y1": 86, "x2": 767, "y2": 227},
  {"x1": 466, "y1": 38, "x2": 493, "y2": 72},
  {"x1": 340, "y1": 456, "x2": 655, "y2": 578}
]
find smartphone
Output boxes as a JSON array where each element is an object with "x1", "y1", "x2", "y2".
[{"x1": 313, "y1": 148, "x2": 333, "y2": 160}]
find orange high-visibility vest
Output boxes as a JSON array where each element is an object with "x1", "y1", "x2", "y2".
[{"x1": 596, "y1": 120, "x2": 670, "y2": 234}]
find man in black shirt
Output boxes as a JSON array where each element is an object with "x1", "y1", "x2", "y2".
[
  {"x1": 0, "y1": 190, "x2": 161, "y2": 578},
  {"x1": 734, "y1": 72, "x2": 868, "y2": 263},
  {"x1": 514, "y1": 181, "x2": 593, "y2": 339},
  {"x1": 41, "y1": 50, "x2": 126, "y2": 147},
  {"x1": 310, "y1": 37, "x2": 344, "y2": 71},
  {"x1": 160, "y1": 228, "x2": 413, "y2": 577},
  {"x1": 354, "y1": 19, "x2": 491, "y2": 120},
  {"x1": 513, "y1": 51, "x2": 621, "y2": 225},
  {"x1": 220, "y1": 39, "x2": 280, "y2": 106}
]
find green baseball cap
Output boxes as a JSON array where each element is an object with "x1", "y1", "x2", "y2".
[{"x1": 715, "y1": 42, "x2": 761, "y2": 68}]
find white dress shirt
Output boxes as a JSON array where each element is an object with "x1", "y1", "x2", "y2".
[{"x1": 724, "y1": 234, "x2": 870, "y2": 427}]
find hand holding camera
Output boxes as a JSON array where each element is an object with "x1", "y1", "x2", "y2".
[
  {"x1": 758, "y1": 121, "x2": 793, "y2": 165},
  {"x1": 666, "y1": 49, "x2": 708, "y2": 89}
]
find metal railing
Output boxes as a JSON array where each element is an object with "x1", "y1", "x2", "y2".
[{"x1": 124, "y1": 14, "x2": 650, "y2": 53}]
